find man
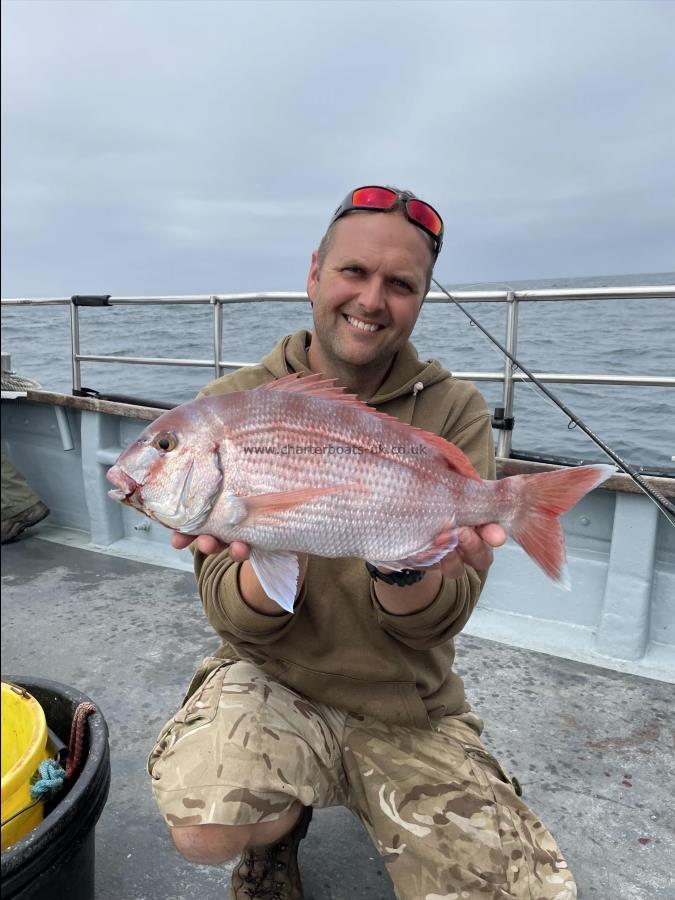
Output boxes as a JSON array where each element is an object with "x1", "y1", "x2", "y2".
[{"x1": 149, "y1": 186, "x2": 577, "y2": 899}]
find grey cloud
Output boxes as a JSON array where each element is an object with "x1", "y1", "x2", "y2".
[{"x1": 2, "y1": 0, "x2": 674, "y2": 296}]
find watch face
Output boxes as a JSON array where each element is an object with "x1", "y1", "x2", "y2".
[{"x1": 394, "y1": 569, "x2": 425, "y2": 586}]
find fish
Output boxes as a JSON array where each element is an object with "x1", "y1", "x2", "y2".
[{"x1": 106, "y1": 372, "x2": 614, "y2": 612}]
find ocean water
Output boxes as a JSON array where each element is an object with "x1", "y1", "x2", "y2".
[{"x1": 2, "y1": 273, "x2": 674, "y2": 471}]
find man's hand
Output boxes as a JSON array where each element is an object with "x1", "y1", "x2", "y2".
[
  {"x1": 437, "y1": 524, "x2": 506, "y2": 580},
  {"x1": 171, "y1": 532, "x2": 250, "y2": 561},
  {"x1": 372, "y1": 523, "x2": 505, "y2": 617}
]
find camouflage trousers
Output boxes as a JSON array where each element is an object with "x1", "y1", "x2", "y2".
[
  {"x1": 1, "y1": 452, "x2": 41, "y2": 520},
  {"x1": 148, "y1": 658, "x2": 576, "y2": 900}
]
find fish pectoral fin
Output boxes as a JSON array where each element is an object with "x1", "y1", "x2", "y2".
[
  {"x1": 370, "y1": 525, "x2": 458, "y2": 571},
  {"x1": 242, "y1": 484, "x2": 350, "y2": 524},
  {"x1": 248, "y1": 548, "x2": 299, "y2": 613}
]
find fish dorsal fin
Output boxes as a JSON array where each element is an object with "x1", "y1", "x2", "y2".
[
  {"x1": 410, "y1": 430, "x2": 482, "y2": 481},
  {"x1": 259, "y1": 373, "x2": 482, "y2": 481},
  {"x1": 258, "y1": 372, "x2": 361, "y2": 403}
]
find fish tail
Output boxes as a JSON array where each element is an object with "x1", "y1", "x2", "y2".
[{"x1": 505, "y1": 464, "x2": 614, "y2": 585}]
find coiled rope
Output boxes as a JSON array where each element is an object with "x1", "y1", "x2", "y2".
[{"x1": 0, "y1": 371, "x2": 42, "y2": 391}]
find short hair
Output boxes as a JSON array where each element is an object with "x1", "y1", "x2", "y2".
[{"x1": 316, "y1": 186, "x2": 436, "y2": 296}]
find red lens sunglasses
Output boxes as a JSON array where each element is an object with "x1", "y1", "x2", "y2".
[{"x1": 328, "y1": 186, "x2": 444, "y2": 256}]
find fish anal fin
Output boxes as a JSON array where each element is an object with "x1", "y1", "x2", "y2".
[{"x1": 370, "y1": 524, "x2": 458, "y2": 571}]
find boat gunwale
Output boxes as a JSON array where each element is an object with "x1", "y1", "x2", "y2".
[{"x1": 5, "y1": 389, "x2": 673, "y2": 498}]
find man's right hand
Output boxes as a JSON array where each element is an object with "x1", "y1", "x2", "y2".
[{"x1": 171, "y1": 532, "x2": 250, "y2": 561}]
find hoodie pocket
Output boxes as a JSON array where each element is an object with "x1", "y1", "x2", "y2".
[{"x1": 265, "y1": 658, "x2": 431, "y2": 729}]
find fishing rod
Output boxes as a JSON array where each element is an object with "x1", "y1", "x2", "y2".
[{"x1": 431, "y1": 277, "x2": 675, "y2": 523}]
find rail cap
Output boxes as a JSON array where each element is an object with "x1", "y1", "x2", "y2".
[{"x1": 2, "y1": 284, "x2": 674, "y2": 305}]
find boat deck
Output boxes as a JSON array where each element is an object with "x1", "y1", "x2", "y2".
[{"x1": 2, "y1": 535, "x2": 672, "y2": 900}]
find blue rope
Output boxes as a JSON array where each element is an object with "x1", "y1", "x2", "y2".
[{"x1": 30, "y1": 759, "x2": 66, "y2": 801}]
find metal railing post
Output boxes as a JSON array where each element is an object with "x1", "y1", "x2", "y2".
[
  {"x1": 497, "y1": 290, "x2": 518, "y2": 458},
  {"x1": 69, "y1": 299, "x2": 82, "y2": 393},
  {"x1": 212, "y1": 296, "x2": 223, "y2": 379}
]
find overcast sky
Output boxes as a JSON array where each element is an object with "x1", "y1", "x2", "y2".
[{"x1": 2, "y1": 0, "x2": 674, "y2": 297}]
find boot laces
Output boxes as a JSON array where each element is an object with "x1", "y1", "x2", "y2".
[{"x1": 240, "y1": 845, "x2": 287, "y2": 899}]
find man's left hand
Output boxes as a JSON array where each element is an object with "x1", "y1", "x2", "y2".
[{"x1": 438, "y1": 524, "x2": 506, "y2": 579}]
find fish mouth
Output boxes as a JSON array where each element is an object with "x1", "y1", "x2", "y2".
[{"x1": 107, "y1": 465, "x2": 142, "y2": 504}]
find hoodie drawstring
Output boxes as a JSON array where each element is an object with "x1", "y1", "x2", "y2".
[{"x1": 408, "y1": 381, "x2": 424, "y2": 423}]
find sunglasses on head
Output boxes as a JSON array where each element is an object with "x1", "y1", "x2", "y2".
[{"x1": 328, "y1": 185, "x2": 444, "y2": 256}]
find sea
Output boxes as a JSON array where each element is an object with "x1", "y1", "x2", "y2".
[{"x1": 2, "y1": 273, "x2": 674, "y2": 472}]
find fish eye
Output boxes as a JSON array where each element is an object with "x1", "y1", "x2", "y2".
[{"x1": 152, "y1": 432, "x2": 178, "y2": 453}]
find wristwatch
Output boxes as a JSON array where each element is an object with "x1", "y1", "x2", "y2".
[{"x1": 365, "y1": 562, "x2": 426, "y2": 587}]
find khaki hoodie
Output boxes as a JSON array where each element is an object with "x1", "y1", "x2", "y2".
[{"x1": 194, "y1": 330, "x2": 496, "y2": 729}]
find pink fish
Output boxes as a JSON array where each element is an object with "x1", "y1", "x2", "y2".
[{"x1": 107, "y1": 373, "x2": 614, "y2": 611}]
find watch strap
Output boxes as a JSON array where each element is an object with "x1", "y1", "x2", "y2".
[{"x1": 365, "y1": 562, "x2": 425, "y2": 587}]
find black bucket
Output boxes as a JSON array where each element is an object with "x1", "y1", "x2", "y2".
[{"x1": 1, "y1": 678, "x2": 110, "y2": 900}]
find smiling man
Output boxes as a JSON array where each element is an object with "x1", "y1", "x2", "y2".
[
  {"x1": 149, "y1": 186, "x2": 577, "y2": 899},
  {"x1": 307, "y1": 203, "x2": 434, "y2": 396}
]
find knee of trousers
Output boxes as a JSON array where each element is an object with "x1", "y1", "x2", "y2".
[{"x1": 170, "y1": 822, "x2": 251, "y2": 864}]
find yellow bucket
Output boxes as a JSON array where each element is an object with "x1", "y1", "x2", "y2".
[{"x1": 1, "y1": 682, "x2": 50, "y2": 851}]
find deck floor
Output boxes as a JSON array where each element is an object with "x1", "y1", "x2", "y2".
[{"x1": 2, "y1": 535, "x2": 673, "y2": 900}]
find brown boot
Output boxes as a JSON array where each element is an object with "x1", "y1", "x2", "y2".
[
  {"x1": 1, "y1": 501, "x2": 49, "y2": 544},
  {"x1": 229, "y1": 806, "x2": 313, "y2": 900}
]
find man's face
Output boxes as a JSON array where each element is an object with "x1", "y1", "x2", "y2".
[{"x1": 306, "y1": 211, "x2": 433, "y2": 372}]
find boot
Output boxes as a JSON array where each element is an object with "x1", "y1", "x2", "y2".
[
  {"x1": 1, "y1": 501, "x2": 49, "y2": 544},
  {"x1": 229, "y1": 806, "x2": 313, "y2": 900}
]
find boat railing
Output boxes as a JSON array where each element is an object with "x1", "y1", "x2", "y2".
[{"x1": 2, "y1": 285, "x2": 674, "y2": 458}]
